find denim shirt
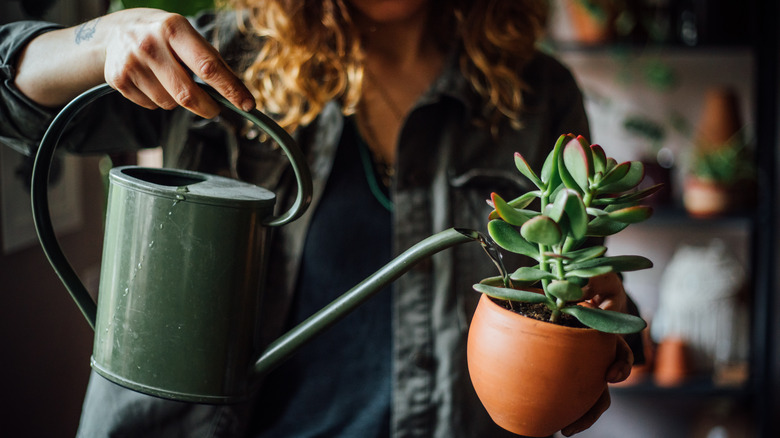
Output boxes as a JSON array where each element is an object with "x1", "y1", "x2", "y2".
[{"x1": 1, "y1": 14, "x2": 591, "y2": 438}]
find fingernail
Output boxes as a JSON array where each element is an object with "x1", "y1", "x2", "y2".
[
  {"x1": 241, "y1": 98, "x2": 255, "y2": 112},
  {"x1": 606, "y1": 368, "x2": 621, "y2": 383}
]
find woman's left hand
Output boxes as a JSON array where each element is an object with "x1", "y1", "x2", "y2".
[{"x1": 560, "y1": 272, "x2": 635, "y2": 436}]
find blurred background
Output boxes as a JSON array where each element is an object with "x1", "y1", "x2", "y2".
[{"x1": 0, "y1": 0, "x2": 777, "y2": 436}]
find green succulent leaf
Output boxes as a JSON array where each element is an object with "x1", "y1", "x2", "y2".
[
  {"x1": 598, "y1": 161, "x2": 645, "y2": 194},
  {"x1": 604, "y1": 157, "x2": 618, "y2": 173},
  {"x1": 521, "y1": 215, "x2": 562, "y2": 246},
  {"x1": 607, "y1": 206, "x2": 653, "y2": 224},
  {"x1": 565, "y1": 255, "x2": 653, "y2": 272},
  {"x1": 547, "y1": 189, "x2": 568, "y2": 222},
  {"x1": 563, "y1": 190, "x2": 588, "y2": 239},
  {"x1": 561, "y1": 306, "x2": 647, "y2": 334},
  {"x1": 473, "y1": 283, "x2": 551, "y2": 304},
  {"x1": 547, "y1": 280, "x2": 584, "y2": 302},
  {"x1": 492, "y1": 193, "x2": 536, "y2": 226},
  {"x1": 541, "y1": 135, "x2": 567, "y2": 186},
  {"x1": 566, "y1": 265, "x2": 614, "y2": 278},
  {"x1": 562, "y1": 137, "x2": 592, "y2": 193},
  {"x1": 565, "y1": 245, "x2": 607, "y2": 263},
  {"x1": 511, "y1": 266, "x2": 557, "y2": 282},
  {"x1": 586, "y1": 216, "x2": 630, "y2": 237},
  {"x1": 508, "y1": 191, "x2": 541, "y2": 209},
  {"x1": 515, "y1": 152, "x2": 544, "y2": 189},
  {"x1": 596, "y1": 161, "x2": 630, "y2": 189},
  {"x1": 591, "y1": 144, "x2": 607, "y2": 175},
  {"x1": 488, "y1": 220, "x2": 539, "y2": 260},
  {"x1": 592, "y1": 184, "x2": 664, "y2": 206}
]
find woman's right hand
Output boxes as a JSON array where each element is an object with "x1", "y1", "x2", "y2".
[{"x1": 14, "y1": 8, "x2": 255, "y2": 118}]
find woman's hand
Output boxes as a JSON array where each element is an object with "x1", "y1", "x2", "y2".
[
  {"x1": 560, "y1": 272, "x2": 635, "y2": 436},
  {"x1": 14, "y1": 8, "x2": 255, "y2": 118},
  {"x1": 102, "y1": 9, "x2": 255, "y2": 118}
]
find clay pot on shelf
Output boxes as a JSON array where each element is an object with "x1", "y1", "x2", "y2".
[
  {"x1": 563, "y1": 0, "x2": 618, "y2": 45},
  {"x1": 653, "y1": 336, "x2": 693, "y2": 387},
  {"x1": 467, "y1": 294, "x2": 617, "y2": 437},
  {"x1": 682, "y1": 177, "x2": 734, "y2": 218}
]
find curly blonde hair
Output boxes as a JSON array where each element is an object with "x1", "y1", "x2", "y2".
[{"x1": 221, "y1": 0, "x2": 548, "y2": 133}]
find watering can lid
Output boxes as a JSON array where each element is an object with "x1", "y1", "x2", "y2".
[{"x1": 109, "y1": 166, "x2": 275, "y2": 208}]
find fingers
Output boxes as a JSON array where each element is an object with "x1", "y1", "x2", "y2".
[
  {"x1": 560, "y1": 387, "x2": 611, "y2": 437},
  {"x1": 104, "y1": 10, "x2": 255, "y2": 118},
  {"x1": 163, "y1": 14, "x2": 255, "y2": 113},
  {"x1": 582, "y1": 272, "x2": 627, "y2": 313},
  {"x1": 606, "y1": 336, "x2": 634, "y2": 383}
]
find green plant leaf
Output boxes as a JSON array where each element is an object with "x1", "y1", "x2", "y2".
[
  {"x1": 562, "y1": 137, "x2": 592, "y2": 193},
  {"x1": 565, "y1": 245, "x2": 607, "y2": 263},
  {"x1": 567, "y1": 276, "x2": 589, "y2": 287},
  {"x1": 547, "y1": 189, "x2": 568, "y2": 222},
  {"x1": 595, "y1": 161, "x2": 630, "y2": 189},
  {"x1": 121, "y1": 0, "x2": 214, "y2": 15},
  {"x1": 605, "y1": 157, "x2": 618, "y2": 173},
  {"x1": 488, "y1": 220, "x2": 539, "y2": 260},
  {"x1": 515, "y1": 153, "x2": 544, "y2": 189},
  {"x1": 547, "y1": 280, "x2": 584, "y2": 302},
  {"x1": 563, "y1": 190, "x2": 588, "y2": 239},
  {"x1": 607, "y1": 205, "x2": 653, "y2": 223},
  {"x1": 473, "y1": 283, "x2": 551, "y2": 304},
  {"x1": 586, "y1": 216, "x2": 630, "y2": 237},
  {"x1": 565, "y1": 255, "x2": 653, "y2": 272},
  {"x1": 511, "y1": 266, "x2": 557, "y2": 282},
  {"x1": 592, "y1": 184, "x2": 664, "y2": 205},
  {"x1": 591, "y1": 144, "x2": 607, "y2": 175},
  {"x1": 566, "y1": 265, "x2": 613, "y2": 278},
  {"x1": 542, "y1": 252, "x2": 570, "y2": 261},
  {"x1": 598, "y1": 161, "x2": 645, "y2": 194},
  {"x1": 492, "y1": 193, "x2": 535, "y2": 226},
  {"x1": 521, "y1": 215, "x2": 562, "y2": 246},
  {"x1": 561, "y1": 306, "x2": 647, "y2": 334},
  {"x1": 541, "y1": 135, "x2": 567, "y2": 186},
  {"x1": 508, "y1": 191, "x2": 541, "y2": 209}
]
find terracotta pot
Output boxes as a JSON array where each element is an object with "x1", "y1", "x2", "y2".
[
  {"x1": 564, "y1": 0, "x2": 616, "y2": 45},
  {"x1": 467, "y1": 294, "x2": 617, "y2": 437},
  {"x1": 683, "y1": 177, "x2": 733, "y2": 218},
  {"x1": 653, "y1": 337, "x2": 691, "y2": 387},
  {"x1": 696, "y1": 87, "x2": 742, "y2": 150}
]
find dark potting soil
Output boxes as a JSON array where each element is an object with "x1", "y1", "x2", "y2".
[{"x1": 492, "y1": 297, "x2": 588, "y2": 329}]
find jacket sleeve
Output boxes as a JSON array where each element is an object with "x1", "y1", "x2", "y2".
[{"x1": 0, "y1": 21, "x2": 168, "y2": 157}]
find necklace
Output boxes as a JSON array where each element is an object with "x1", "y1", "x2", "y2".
[
  {"x1": 355, "y1": 108, "x2": 396, "y2": 188},
  {"x1": 356, "y1": 67, "x2": 403, "y2": 188}
]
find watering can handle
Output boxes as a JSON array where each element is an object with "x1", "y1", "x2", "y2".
[{"x1": 31, "y1": 83, "x2": 313, "y2": 330}]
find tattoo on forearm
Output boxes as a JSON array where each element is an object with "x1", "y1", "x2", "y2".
[{"x1": 74, "y1": 18, "x2": 100, "y2": 45}]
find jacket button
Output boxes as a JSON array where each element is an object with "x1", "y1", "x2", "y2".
[{"x1": 411, "y1": 350, "x2": 434, "y2": 370}]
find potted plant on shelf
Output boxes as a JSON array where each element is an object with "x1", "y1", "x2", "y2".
[
  {"x1": 467, "y1": 133, "x2": 659, "y2": 437},
  {"x1": 682, "y1": 87, "x2": 755, "y2": 217},
  {"x1": 683, "y1": 134, "x2": 755, "y2": 218}
]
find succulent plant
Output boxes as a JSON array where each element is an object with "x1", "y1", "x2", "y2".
[{"x1": 475, "y1": 134, "x2": 661, "y2": 334}]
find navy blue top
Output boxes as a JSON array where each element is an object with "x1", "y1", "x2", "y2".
[{"x1": 252, "y1": 118, "x2": 392, "y2": 437}]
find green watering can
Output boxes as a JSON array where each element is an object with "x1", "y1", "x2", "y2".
[{"x1": 31, "y1": 83, "x2": 483, "y2": 403}]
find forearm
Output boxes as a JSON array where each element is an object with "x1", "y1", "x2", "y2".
[{"x1": 14, "y1": 18, "x2": 107, "y2": 107}]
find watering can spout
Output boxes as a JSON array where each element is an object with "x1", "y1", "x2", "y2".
[{"x1": 252, "y1": 227, "x2": 481, "y2": 378}]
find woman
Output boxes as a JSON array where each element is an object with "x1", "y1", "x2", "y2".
[{"x1": 0, "y1": 1, "x2": 636, "y2": 436}]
